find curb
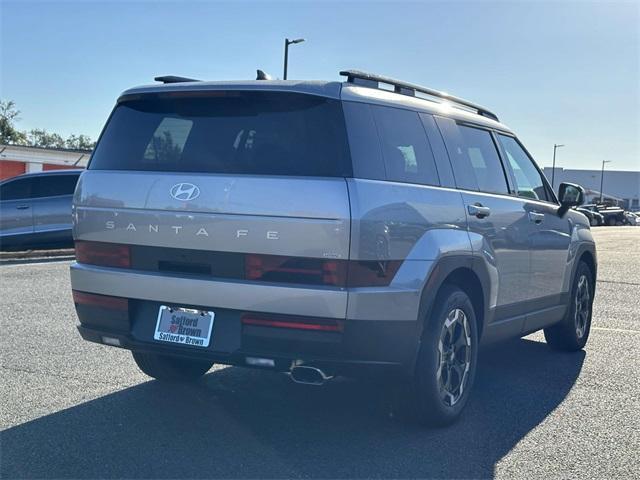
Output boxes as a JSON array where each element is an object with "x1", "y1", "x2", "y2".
[{"x1": 0, "y1": 248, "x2": 75, "y2": 260}]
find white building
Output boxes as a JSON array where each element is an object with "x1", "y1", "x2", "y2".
[{"x1": 543, "y1": 167, "x2": 640, "y2": 210}]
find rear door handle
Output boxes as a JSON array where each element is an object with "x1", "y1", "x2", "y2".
[
  {"x1": 16, "y1": 205, "x2": 30, "y2": 210},
  {"x1": 528, "y1": 211, "x2": 545, "y2": 224},
  {"x1": 467, "y1": 204, "x2": 491, "y2": 219}
]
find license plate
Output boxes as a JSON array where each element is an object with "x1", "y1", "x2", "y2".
[{"x1": 154, "y1": 306, "x2": 214, "y2": 348}]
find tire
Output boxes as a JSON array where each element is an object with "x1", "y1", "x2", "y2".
[
  {"x1": 132, "y1": 351, "x2": 214, "y2": 382},
  {"x1": 607, "y1": 217, "x2": 616, "y2": 226},
  {"x1": 544, "y1": 261, "x2": 594, "y2": 352},
  {"x1": 406, "y1": 285, "x2": 479, "y2": 427},
  {"x1": 589, "y1": 217, "x2": 598, "y2": 227}
]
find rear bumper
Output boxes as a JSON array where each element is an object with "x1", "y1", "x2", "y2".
[
  {"x1": 77, "y1": 325, "x2": 410, "y2": 377},
  {"x1": 70, "y1": 262, "x2": 424, "y2": 376},
  {"x1": 75, "y1": 302, "x2": 418, "y2": 377}
]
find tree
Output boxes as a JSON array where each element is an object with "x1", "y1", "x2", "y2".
[
  {"x1": 0, "y1": 100, "x2": 27, "y2": 145},
  {"x1": 65, "y1": 134, "x2": 96, "y2": 150},
  {"x1": 25, "y1": 129, "x2": 66, "y2": 148},
  {"x1": 147, "y1": 131, "x2": 181, "y2": 163},
  {"x1": 0, "y1": 99, "x2": 96, "y2": 149}
]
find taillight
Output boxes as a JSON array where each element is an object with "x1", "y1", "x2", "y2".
[
  {"x1": 346, "y1": 260, "x2": 402, "y2": 287},
  {"x1": 75, "y1": 241, "x2": 130, "y2": 268},
  {"x1": 242, "y1": 314, "x2": 343, "y2": 332},
  {"x1": 244, "y1": 254, "x2": 347, "y2": 287},
  {"x1": 243, "y1": 254, "x2": 400, "y2": 287},
  {"x1": 72, "y1": 290, "x2": 129, "y2": 311}
]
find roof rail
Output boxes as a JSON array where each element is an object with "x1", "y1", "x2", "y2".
[
  {"x1": 154, "y1": 75, "x2": 200, "y2": 84},
  {"x1": 339, "y1": 70, "x2": 499, "y2": 122}
]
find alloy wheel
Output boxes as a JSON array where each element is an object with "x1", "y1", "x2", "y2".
[
  {"x1": 575, "y1": 275, "x2": 591, "y2": 338},
  {"x1": 437, "y1": 308, "x2": 472, "y2": 407}
]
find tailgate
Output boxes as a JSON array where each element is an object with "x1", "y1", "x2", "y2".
[{"x1": 73, "y1": 171, "x2": 350, "y2": 259}]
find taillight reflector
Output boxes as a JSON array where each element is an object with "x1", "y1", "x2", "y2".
[
  {"x1": 346, "y1": 260, "x2": 402, "y2": 287},
  {"x1": 72, "y1": 290, "x2": 129, "y2": 311},
  {"x1": 75, "y1": 241, "x2": 131, "y2": 268},
  {"x1": 242, "y1": 315, "x2": 343, "y2": 332},
  {"x1": 244, "y1": 254, "x2": 347, "y2": 287}
]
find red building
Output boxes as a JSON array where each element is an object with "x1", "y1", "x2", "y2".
[{"x1": 0, "y1": 144, "x2": 91, "y2": 180}]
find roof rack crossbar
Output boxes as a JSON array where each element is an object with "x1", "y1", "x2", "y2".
[
  {"x1": 339, "y1": 70, "x2": 499, "y2": 122},
  {"x1": 154, "y1": 75, "x2": 200, "y2": 84}
]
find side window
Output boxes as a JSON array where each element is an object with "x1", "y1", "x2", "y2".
[
  {"x1": 34, "y1": 175, "x2": 80, "y2": 198},
  {"x1": 436, "y1": 117, "x2": 509, "y2": 195},
  {"x1": 0, "y1": 178, "x2": 33, "y2": 201},
  {"x1": 497, "y1": 135, "x2": 549, "y2": 202},
  {"x1": 371, "y1": 105, "x2": 439, "y2": 186},
  {"x1": 342, "y1": 102, "x2": 386, "y2": 180}
]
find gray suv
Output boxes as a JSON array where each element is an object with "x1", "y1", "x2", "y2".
[{"x1": 70, "y1": 70, "x2": 596, "y2": 425}]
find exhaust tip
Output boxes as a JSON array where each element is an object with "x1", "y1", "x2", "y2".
[{"x1": 289, "y1": 366, "x2": 333, "y2": 386}]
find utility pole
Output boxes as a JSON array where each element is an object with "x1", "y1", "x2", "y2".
[
  {"x1": 551, "y1": 143, "x2": 564, "y2": 188},
  {"x1": 283, "y1": 38, "x2": 305, "y2": 80},
  {"x1": 599, "y1": 160, "x2": 611, "y2": 204}
]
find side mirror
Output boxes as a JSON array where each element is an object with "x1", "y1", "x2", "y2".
[{"x1": 558, "y1": 182, "x2": 585, "y2": 216}]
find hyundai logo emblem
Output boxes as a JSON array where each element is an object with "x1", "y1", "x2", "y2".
[{"x1": 170, "y1": 183, "x2": 200, "y2": 201}]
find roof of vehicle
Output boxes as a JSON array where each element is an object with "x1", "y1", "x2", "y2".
[
  {"x1": 121, "y1": 80, "x2": 343, "y2": 101},
  {"x1": 120, "y1": 76, "x2": 512, "y2": 134},
  {"x1": 0, "y1": 169, "x2": 83, "y2": 184}
]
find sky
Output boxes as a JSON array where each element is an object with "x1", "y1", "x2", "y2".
[{"x1": 1, "y1": 0, "x2": 638, "y2": 171}]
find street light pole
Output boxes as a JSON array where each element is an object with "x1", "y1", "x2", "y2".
[
  {"x1": 551, "y1": 143, "x2": 564, "y2": 188},
  {"x1": 283, "y1": 38, "x2": 305, "y2": 80},
  {"x1": 599, "y1": 160, "x2": 611, "y2": 204}
]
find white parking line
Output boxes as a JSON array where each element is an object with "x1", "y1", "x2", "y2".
[{"x1": 592, "y1": 326, "x2": 640, "y2": 334}]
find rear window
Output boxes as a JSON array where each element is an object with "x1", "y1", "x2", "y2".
[{"x1": 89, "y1": 92, "x2": 352, "y2": 177}]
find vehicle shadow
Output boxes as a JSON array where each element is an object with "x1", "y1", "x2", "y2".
[{"x1": 1, "y1": 338, "x2": 584, "y2": 479}]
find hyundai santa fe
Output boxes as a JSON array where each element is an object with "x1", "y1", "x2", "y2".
[{"x1": 70, "y1": 70, "x2": 596, "y2": 426}]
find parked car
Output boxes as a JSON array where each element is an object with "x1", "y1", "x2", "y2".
[
  {"x1": 70, "y1": 70, "x2": 596, "y2": 426},
  {"x1": 0, "y1": 170, "x2": 82, "y2": 250},
  {"x1": 624, "y1": 211, "x2": 640, "y2": 226},
  {"x1": 576, "y1": 207, "x2": 604, "y2": 226},
  {"x1": 582, "y1": 204, "x2": 626, "y2": 226}
]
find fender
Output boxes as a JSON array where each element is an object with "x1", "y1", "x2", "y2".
[
  {"x1": 569, "y1": 242, "x2": 597, "y2": 290},
  {"x1": 407, "y1": 253, "x2": 491, "y2": 373}
]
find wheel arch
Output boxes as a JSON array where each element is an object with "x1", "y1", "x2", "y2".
[
  {"x1": 568, "y1": 241, "x2": 597, "y2": 296},
  {"x1": 579, "y1": 249, "x2": 597, "y2": 283},
  {"x1": 577, "y1": 249, "x2": 597, "y2": 301},
  {"x1": 411, "y1": 255, "x2": 489, "y2": 372},
  {"x1": 440, "y1": 268, "x2": 485, "y2": 339}
]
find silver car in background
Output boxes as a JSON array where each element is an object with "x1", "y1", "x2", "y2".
[{"x1": 0, "y1": 170, "x2": 81, "y2": 250}]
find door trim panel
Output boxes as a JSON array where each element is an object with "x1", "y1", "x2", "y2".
[{"x1": 483, "y1": 292, "x2": 569, "y2": 343}]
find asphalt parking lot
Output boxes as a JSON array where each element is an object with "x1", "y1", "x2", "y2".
[{"x1": 1, "y1": 227, "x2": 638, "y2": 479}]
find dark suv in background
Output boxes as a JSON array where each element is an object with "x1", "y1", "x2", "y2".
[
  {"x1": 70, "y1": 70, "x2": 596, "y2": 426},
  {"x1": 0, "y1": 170, "x2": 81, "y2": 250}
]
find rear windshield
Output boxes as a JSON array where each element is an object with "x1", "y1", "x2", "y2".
[{"x1": 89, "y1": 91, "x2": 352, "y2": 177}]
